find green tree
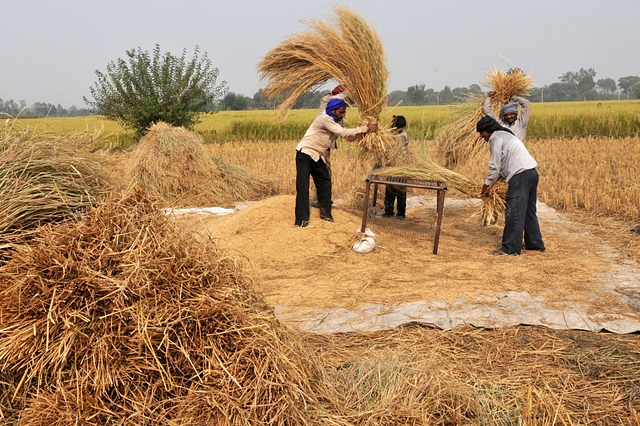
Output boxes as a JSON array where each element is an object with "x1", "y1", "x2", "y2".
[
  {"x1": 632, "y1": 82, "x2": 640, "y2": 100},
  {"x1": 406, "y1": 84, "x2": 427, "y2": 105},
  {"x1": 618, "y1": 76, "x2": 640, "y2": 98},
  {"x1": 85, "y1": 44, "x2": 227, "y2": 137},
  {"x1": 221, "y1": 92, "x2": 251, "y2": 110},
  {"x1": 596, "y1": 78, "x2": 617, "y2": 94},
  {"x1": 438, "y1": 86, "x2": 454, "y2": 105}
]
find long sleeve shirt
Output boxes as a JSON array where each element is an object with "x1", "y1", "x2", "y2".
[
  {"x1": 483, "y1": 95, "x2": 531, "y2": 141},
  {"x1": 485, "y1": 130, "x2": 537, "y2": 186},
  {"x1": 296, "y1": 112, "x2": 368, "y2": 162}
]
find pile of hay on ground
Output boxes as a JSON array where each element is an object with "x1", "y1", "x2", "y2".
[
  {"x1": 257, "y1": 7, "x2": 400, "y2": 163},
  {"x1": 125, "y1": 122, "x2": 275, "y2": 208},
  {"x1": 0, "y1": 194, "x2": 326, "y2": 425},
  {"x1": 0, "y1": 138, "x2": 112, "y2": 249}
]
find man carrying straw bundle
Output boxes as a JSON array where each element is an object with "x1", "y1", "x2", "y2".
[
  {"x1": 476, "y1": 116, "x2": 545, "y2": 256},
  {"x1": 483, "y1": 91, "x2": 531, "y2": 141},
  {"x1": 295, "y1": 98, "x2": 377, "y2": 227},
  {"x1": 311, "y1": 84, "x2": 348, "y2": 209}
]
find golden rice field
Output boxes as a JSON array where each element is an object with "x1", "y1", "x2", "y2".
[
  {"x1": 4, "y1": 100, "x2": 640, "y2": 245},
  {"x1": 2, "y1": 104, "x2": 640, "y2": 424},
  {"x1": 10, "y1": 100, "x2": 640, "y2": 145}
]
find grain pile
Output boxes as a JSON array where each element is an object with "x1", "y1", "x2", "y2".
[
  {"x1": 257, "y1": 6, "x2": 401, "y2": 164},
  {"x1": 0, "y1": 138, "x2": 111, "y2": 249},
  {"x1": 125, "y1": 122, "x2": 275, "y2": 208},
  {"x1": 0, "y1": 194, "x2": 326, "y2": 425}
]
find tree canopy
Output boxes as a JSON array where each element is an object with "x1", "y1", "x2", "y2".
[{"x1": 84, "y1": 44, "x2": 227, "y2": 136}]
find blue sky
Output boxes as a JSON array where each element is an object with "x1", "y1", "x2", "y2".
[{"x1": 2, "y1": 0, "x2": 639, "y2": 107}]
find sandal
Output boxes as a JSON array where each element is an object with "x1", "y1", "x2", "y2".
[{"x1": 489, "y1": 249, "x2": 510, "y2": 256}]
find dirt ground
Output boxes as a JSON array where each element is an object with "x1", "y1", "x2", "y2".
[{"x1": 175, "y1": 194, "x2": 640, "y2": 334}]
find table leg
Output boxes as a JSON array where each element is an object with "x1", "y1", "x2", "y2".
[
  {"x1": 360, "y1": 181, "x2": 372, "y2": 233},
  {"x1": 433, "y1": 188, "x2": 446, "y2": 254}
]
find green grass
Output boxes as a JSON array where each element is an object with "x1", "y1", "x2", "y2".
[{"x1": 7, "y1": 100, "x2": 639, "y2": 147}]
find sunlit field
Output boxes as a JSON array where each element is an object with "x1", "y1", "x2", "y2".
[
  {"x1": 12, "y1": 100, "x2": 640, "y2": 145},
  {"x1": 3, "y1": 102, "x2": 640, "y2": 424},
  {"x1": 5, "y1": 101, "x2": 640, "y2": 239}
]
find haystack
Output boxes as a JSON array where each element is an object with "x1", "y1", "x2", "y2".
[
  {"x1": 257, "y1": 7, "x2": 400, "y2": 163},
  {"x1": 125, "y1": 122, "x2": 274, "y2": 208},
  {"x1": 0, "y1": 138, "x2": 111, "y2": 249},
  {"x1": 0, "y1": 194, "x2": 325, "y2": 425}
]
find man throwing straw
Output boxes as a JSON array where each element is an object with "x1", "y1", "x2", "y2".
[
  {"x1": 477, "y1": 115, "x2": 545, "y2": 256},
  {"x1": 295, "y1": 98, "x2": 377, "y2": 227}
]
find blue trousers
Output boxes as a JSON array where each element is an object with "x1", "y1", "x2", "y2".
[{"x1": 501, "y1": 168, "x2": 545, "y2": 255}]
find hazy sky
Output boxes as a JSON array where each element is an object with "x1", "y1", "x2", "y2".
[{"x1": 2, "y1": 0, "x2": 639, "y2": 108}]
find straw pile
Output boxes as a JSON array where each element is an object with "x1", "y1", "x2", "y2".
[
  {"x1": 257, "y1": 7, "x2": 398, "y2": 161},
  {"x1": 0, "y1": 194, "x2": 325, "y2": 425},
  {"x1": 436, "y1": 67, "x2": 533, "y2": 169},
  {"x1": 125, "y1": 122, "x2": 275, "y2": 207},
  {"x1": 0, "y1": 138, "x2": 111, "y2": 249}
]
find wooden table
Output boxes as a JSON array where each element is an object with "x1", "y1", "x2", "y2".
[{"x1": 360, "y1": 174, "x2": 447, "y2": 254}]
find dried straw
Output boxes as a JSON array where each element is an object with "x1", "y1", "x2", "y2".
[
  {"x1": 436, "y1": 67, "x2": 533, "y2": 169},
  {"x1": 371, "y1": 154, "x2": 508, "y2": 226},
  {"x1": 0, "y1": 194, "x2": 325, "y2": 425},
  {"x1": 305, "y1": 324, "x2": 640, "y2": 425},
  {"x1": 0, "y1": 138, "x2": 111, "y2": 249},
  {"x1": 125, "y1": 122, "x2": 275, "y2": 208},
  {"x1": 435, "y1": 97, "x2": 486, "y2": 169},
  {"x1": 257, "y1": 7, "x2": 396, "y2": 159}
]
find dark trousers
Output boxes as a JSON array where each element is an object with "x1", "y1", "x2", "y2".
[
  {"x1": 384, "y1": 185, "x2": 406, "y2": 216},
  {"x1": 295, "y1": 150, "x2": 332, "y2": 225},
  {"x1": 501, "y1": 168, "x2": 545, "y2": 255}
]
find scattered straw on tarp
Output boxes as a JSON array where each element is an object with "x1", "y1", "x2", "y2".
[
  {"x1": 258, "y1": 7, "x2": 400, "y2": 163},
  {"x1": 0, "y1": 138, "x2": 111, "y2": 249},
  {"x1": 304, "y1": 324, "x2": 640, "y2": 425},
  {"x1": 0, "y1": 193, "x2": 326, "y2": 425},
  {"x1": 436, "y1": 67, "x2": 533, "y2": 169},
  {"x1": 125, "y1": 122, "x2": 275, "y2": 208}
]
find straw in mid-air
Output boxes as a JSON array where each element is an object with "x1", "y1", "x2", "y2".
[{"x1": 257, "y1": 6, "x2": 401, "y2": 162}]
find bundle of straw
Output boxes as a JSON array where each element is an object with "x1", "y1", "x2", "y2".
[
  {"x1": 126, "y1": 122, "x2": 275, "y2": 207},
  {"x1": 373, "y1": 158, "x2": 479, "y2": 198},
  {"x1": 434, "y1": 98, "x2": 486, "y2": 169},
  {"x1": 483, "y1": 67, "x2": 533, "y2": 115},
  {"x1": 436, "y1": 67, "x2": 533, "y2": 169},
  {"x1": 0, "y1": 194, "x2": 325, "y2": 425},
  {"x1": 0, "y1": 139, "x2": 111, "y2": 248},
  {"x1": 257, "y1": 7, "x2": 395, "y2": 156},
  {"x1": 372, "y1": 156, "x2": 507, "y2": 226}
]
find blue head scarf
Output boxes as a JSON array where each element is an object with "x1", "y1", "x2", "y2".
[
  {"x1": 325, "y1": 98, "x2": 348, "y2": 122},
  {"x1": 501, "y1": 103, "x2": 518, "y2": 116}
]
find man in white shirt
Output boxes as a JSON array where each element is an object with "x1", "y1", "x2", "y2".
[
  {"x1": 295, "y1": 98, "x2": 377, "y2": 227},
  {"x1": 477, "y1": 115, "x2": 545, "y2": 256},
  {"x1": 483, "y1": 92, "x2": 531, "y2": 141}
]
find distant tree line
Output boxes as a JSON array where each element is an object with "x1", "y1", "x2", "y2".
[
  {"x1": 0, "y1": 99, "x2": 92, "y2": 118},
  {"x1": 5, "y1": 68, "x2": 640, "y2": 118}
]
